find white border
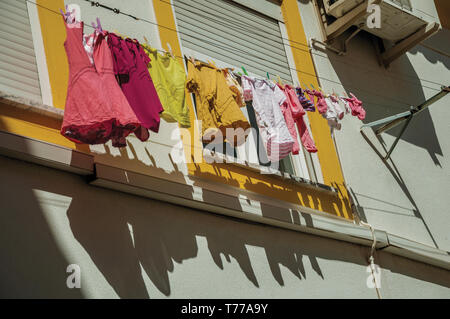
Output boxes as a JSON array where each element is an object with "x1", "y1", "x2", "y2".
[{"x1": 26, "y1": 1, "x2": 53, "y2": 106}]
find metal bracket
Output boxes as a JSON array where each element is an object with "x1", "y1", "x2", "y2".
[{"x1": 361, "y1": 86, "x2": 449, "y2": 161}]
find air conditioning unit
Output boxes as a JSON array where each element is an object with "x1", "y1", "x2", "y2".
[{"x1": 323, "y1": 0, "x2": 428, "y2": 42}]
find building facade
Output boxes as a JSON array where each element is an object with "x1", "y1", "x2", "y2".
[{"x1": 0, "y1": 0, "x2": 449, "y2": 298}]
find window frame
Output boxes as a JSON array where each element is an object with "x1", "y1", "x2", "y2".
[{"x1": 25, "y1": 0, "x2": 53, "y2": 106}]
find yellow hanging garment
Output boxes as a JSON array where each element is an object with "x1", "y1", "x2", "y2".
[{"x1": 141, "y1": 44, "x2": 191, "y2": 128}]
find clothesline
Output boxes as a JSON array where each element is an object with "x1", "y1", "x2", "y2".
[
  {"x1": 160, "y1": 0, "x2": 446, "y2": 90},
  {"x1": 25, "y1": 0, "x2": 442, "y2": 109},
  {"x1": 30, "y1": 0, "x2": 447, "y2": 95}
]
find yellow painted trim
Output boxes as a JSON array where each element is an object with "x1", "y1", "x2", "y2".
[
  {"x1": 281, "y1": 0, "x2": 351, "y2": 218},
  {"x1": 0, "y1": 103, "x2": 75, "y2": 149},
  {"x1": 152, "y1": 0, "x2": 352, "y2": 218},
  {"x1": 36, "y1": 0, "x2": 68, "y2": 109}
]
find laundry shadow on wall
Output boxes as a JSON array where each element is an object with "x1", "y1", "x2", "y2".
[
  {"x1": 63, "y1": 141, "x2": 347, "y2": 297},
  {"x1": 325, "y1": 30, "x2": 444, "y2": 166},
  {"x1": 3, "y1": 152, "x2": 450, "y2": 299},
  {"x1": 410, "y1": 28, "x2": 450, "y2": 70}
]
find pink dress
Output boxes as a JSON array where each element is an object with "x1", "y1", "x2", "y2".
[
  {"x1": 277, "y1": 84, "x2": 300, "y2": 155},
  {"x1": 284, "y1": 85, "x2": 318, "y2": 153},
  {"x1": 60, "y1": 15, "x2": 145, "y2": 146}
]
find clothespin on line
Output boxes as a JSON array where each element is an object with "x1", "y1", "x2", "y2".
[
  {"x1": 91, "y1": 17, "x2": 102, "y2": 33},
  {"x1": 143, "y1": 36, "x2": 150, "y2": 46},
  {"x1": 166, "y1": 43, "x2": 174, "y2": 58},
  {"x1": 276, "y1": 75, "x2": 283, "y2": 85},
  {"x1": 241, "y1": 66, "x2": 249, "y2": 76},
  {"x1": 266, "y1": 72, "x2": 270, "y2": 80},
  {"x1": 208, "y1": 59, "x2": 217, "y2": 68}
]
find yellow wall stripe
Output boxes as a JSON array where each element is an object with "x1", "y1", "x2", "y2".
[
  {"x1": 281, "y1": 0, "x2": 351, "y2": 218},
  {"x1": 36, "y1": 0, "x2": 68, "y2": 110}
]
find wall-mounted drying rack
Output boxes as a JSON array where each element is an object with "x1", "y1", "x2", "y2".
[{"x1": 360, "y1": 85, "x2": 449, "y2": 161}]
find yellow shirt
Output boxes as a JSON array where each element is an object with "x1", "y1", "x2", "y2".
[
  {"x1": 186, "y1": 60, "x2": 250, "y2": 146},
  {"x1": 141, "y1": 45, "x2": 191, "y2": 127}
]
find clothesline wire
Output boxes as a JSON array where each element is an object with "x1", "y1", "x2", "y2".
[
  {"x1": 159, "y1": 0, "x2": 447, "y2": 90},
  {"x1": 25, "y1": 0, "x2": 441, "y2": 109},
  {"x1": 79, "y1": 0, "x2": 446, "y2": 94},
  {"x1": 174, "y1": 16, "x2": 444, "y2": 95}
]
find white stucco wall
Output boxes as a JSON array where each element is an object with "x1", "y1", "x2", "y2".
[
  {"x1": 0, "y1": 156, "x2": 449, "y2": 298},
  {"x1": 297, "y1": 0, "x2": 450, "y2": 251}
]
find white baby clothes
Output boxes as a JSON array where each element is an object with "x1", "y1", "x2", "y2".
[{"x1": 241, "y1": 76, "x2": 294, "y2": 162}]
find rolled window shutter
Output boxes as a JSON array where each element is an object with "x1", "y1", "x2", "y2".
[
  {"x1": 173, "y1": 0, "x2": 292, "y2": 83},
  {"x1": 0, "y1": 0, "x2": 42, "y2": 103}
]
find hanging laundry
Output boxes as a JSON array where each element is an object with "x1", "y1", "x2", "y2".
[
  {"x1": 329, "y1": 94, "x2": 345, "y2": 120},
  {"x1": 285, "y1": 85, "x2": 306, "y2": 119},
  {"x1": 241, "y1": 75, "x2": 294, "y2": 161},
  {"x1": 60, "y1": 11, "x2": 145, "y2": 146},
  {"x1": 186, "y1": 59, "x2": 250, "y2": 146},
  {"x1": 311, "y1": 90, "x2": 328, "y2": 114},
  {"x1": 107, "y1": 33, "x2": 164, "y2": 133},
  {"x1": 141, "y1": 44, "x2": 191, "y2": 128},
  {"x1": 278, "y1": 84, "x2": 300, "y2": 155},
  {"x1": 222, "y1": 68, "x2": 246, "y2": 108},
  {"x1": 284, "y1": 85, "x2": 318, "y2": 153},
  {"x1": 296, "y1": 87, "x2": 315, "y2": 112},
  {"x1": 323, "y1": 97, "x2": 343, "y2": 131},
  {"x1": 343, "y1": 93, "x2": 366, "y2": 120}
]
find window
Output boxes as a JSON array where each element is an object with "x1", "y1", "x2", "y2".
[
  {"x1": 174, "y1": 0, "x2": 311, "y2": 179},
  {"x1": 0, "y1": 0, "x2": 42, "y2": 103}
]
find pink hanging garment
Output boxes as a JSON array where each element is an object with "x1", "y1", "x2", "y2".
[
  {"x1": 343, "y1": 93, "x2": 366, "y2": 120},
  {"x1": 284, "y1": 84, "x2": 305, "y2": 118},
  {"x1": 278, "y1": 84, "x2": 300, "y2": 155},
  {"x1": 297, "y1": 116, "x2": 318, "y2": 153},
  {"x1": 107, "y1": 34, "x2": 164, "y2": 133},
  {"x1": 284, "y1": 86, "x2": 318, "y2": 153},
  {"x1": 309, "y1": 90, "x2": 327, "y2": 114},
  {"x1": 60, "y1": 13, "x2": 143, "y2": 145},
  {"x1": 95, "y1": 31, "x2": 150, "y2": 146}
]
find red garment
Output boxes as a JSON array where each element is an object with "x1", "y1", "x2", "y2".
[
  {"x1": 312, "y1": 90, "x2": 328, "y2": 114},
  {"x1": 107, "y1": 34, "x2": 164, "y2": 133},
  {"x1": 60, "y1": 18, "x2": 145, "y2": 146},
  {"x1": 278, "y1": 84, "x2": 300, "y2": 155},
  {"x1": 284, "y1": 85, "x2": 318, "y2": 153},
  {"x1": 343, "y1": 93, "x2": 366, "y2": 120}
]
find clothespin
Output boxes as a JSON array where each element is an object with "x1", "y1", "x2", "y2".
[
  {"x1": 60, "y1": 5, "x2": 73, "y2": 20},
  {"x1": 266, "y1": 72, "x2": 270, "y2": 80},
  {"x1": 91, "y1": 17, "x2": 102, "y2": 33},
  {"x1": 241, "y1": 67, "x2": 248, "y2": 76},
  {"x1": 208, "y1": 60, "x2": 217, "y2": 68},
  {"x1": 276, "y1": 75, "x2": 282, "y2": 85},
  {"x1": 166, "y1": 43, "x2": 174, "y2": 58},
  {"x1": 143, "y1": 36, "x2": 150, "y2": 45}
]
